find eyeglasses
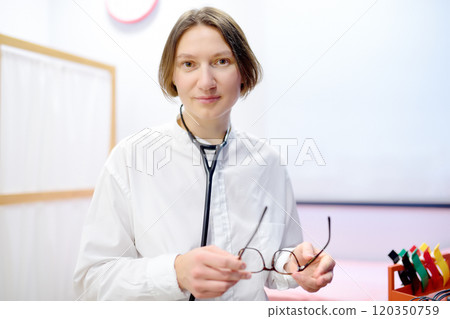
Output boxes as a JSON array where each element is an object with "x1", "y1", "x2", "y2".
[{"x1": 237, "y1": 207, "x2": 331, "y2": 275}]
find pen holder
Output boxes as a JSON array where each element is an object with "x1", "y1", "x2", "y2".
[{"x1": 388, "y1": 253, "x2": 450, "y2": 301}]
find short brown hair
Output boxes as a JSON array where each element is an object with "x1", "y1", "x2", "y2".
[{"x1": 158, "y1": 7, "x2": 262, "y2": 99}]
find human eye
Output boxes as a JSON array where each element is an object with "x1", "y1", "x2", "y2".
[
  {"x1": 182, "y1": 61, "x2": 194, "y2": 68},
  {"x1": 215, "y1": 58, "x2": 230, "y2": 66}
]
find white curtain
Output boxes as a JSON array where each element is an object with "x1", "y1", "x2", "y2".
[
  {"x1": 0, "y1": 199, "x2": 91, "y2": 300},
  {"x1": 0, "y1": 45, "x2": 111, "y2": 193},
  {"x1": 0, "y1": 45, "x2": 112, "y2": 300}
]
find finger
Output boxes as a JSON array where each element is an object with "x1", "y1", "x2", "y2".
[
  {"x1": 298, "y1": 242, "x2": 315, "y2": 261},
  {"x1": 199, "y1": 265, "x2": 251, "y2": 282},
  {"x1": 291, "y1": 273, "x2": 321, "y2": 293},
  {"x1": 312, "y1": 245, "x2": 322, "y2": 255},
  {"x1": 202, "y1": 250, "x2": 246, "y2": 271},
  {"x1": 316, "y1": 270, "x2": 334, "y2": 287},
  {"x1": 314, "y1": 255, "x2": 335, "y2": 276},
  {"x1": 214, "y1": 269, "x2": 252, "y2": 282},
  {"x1": 192, "y1": 279, "x2": 237, "y2": 299}
]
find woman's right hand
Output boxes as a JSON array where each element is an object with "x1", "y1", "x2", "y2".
[{"x1": 174, "y1": 245, "x2": 251, "y2": 299}]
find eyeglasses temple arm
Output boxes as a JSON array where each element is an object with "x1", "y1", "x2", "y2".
[
  {"x1": 298, "y1": 216, "x2": 331, "y2": 271},
  {"x1": 241, "y1": 206, "x2": 267, "y2": 251}
]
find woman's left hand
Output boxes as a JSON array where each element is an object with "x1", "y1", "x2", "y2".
[{"x1": 285, "y1": 242, "x2": 335, "y2": 292}]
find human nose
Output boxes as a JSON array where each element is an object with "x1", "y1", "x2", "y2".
[{"x1": 197, "y1": 65, "x2": 216, "y2": 90}]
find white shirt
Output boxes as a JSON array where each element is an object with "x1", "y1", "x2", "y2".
[{"x1": 73, "y1": 119, "x2": 302, "y2": 300}]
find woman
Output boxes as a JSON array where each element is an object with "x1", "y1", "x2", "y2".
[{"x1": 74, "y1": 7, "x2": 335, "y2": 301}]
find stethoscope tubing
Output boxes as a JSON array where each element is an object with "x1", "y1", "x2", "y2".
[
  {"x1": 199, "y1": 145, "x2": 221, "y2": 247},
  {"x1": 179, "y1": 105, "x2": 230, "y2": 301}
]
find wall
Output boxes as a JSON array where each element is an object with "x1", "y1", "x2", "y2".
[
  {"x1": 299, "y1": 205, "x2": 450, "y2": 261},
  {"x1": 262, "y1": 0, "x2": 450, "y2": 204},
  {"x1": 0, "y1": 0, "x2": 50, "y2": 43}
]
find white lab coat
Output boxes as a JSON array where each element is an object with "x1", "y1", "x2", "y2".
[{"x1": 73, "y1": 119, "x2": 302, "y2": 300}]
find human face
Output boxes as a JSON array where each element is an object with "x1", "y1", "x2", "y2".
[{"x1": 173, "y1": 24, "x2": 242, "y2": 131}]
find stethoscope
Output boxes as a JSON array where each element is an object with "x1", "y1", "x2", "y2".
[{"x1": 179, "y1": 104, "x2": 231, "y2": 301}]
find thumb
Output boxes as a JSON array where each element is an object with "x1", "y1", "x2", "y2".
[
  {"x1": 293, "y1": 242, "x2": 315, "y2": 264},
  {"x1": 301, "y1": 242, "x2": 315, "y2": 260}
]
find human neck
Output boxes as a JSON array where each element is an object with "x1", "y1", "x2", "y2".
[{"x1": 178, "y1": 112, "x2": 229, "y2": 145}]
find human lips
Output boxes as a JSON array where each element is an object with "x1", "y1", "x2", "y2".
[{"x1": 195, "y1": 95, "x2": 221, "y2": 103}]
